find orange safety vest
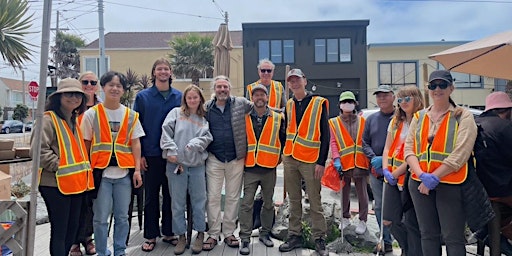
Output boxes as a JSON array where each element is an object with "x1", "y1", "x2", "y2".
[
  {"x1": 283, "y1": 96, "x2": 327, "y2": 163},
  {"x1": 44, "y1": 111, "x2": 94, "y2": 195},
  {"x1": 386, "y1": 117, "x2": 406, "y2": 186},
  {"x1": 89, "y1": 104, "x2": 138, "y2": 169},
  {"x1": 245, "y1": 110, "x2": 282, "y2": 168},
  {"x1": 411, "y1": 110, "x2": 468, "y2": 184},
  {"x1": 328, "y1": 115, "x2": 369, "y2": 171},
  {"x1": 247, "y1": 80, "x2": 283, "y2": 108}
]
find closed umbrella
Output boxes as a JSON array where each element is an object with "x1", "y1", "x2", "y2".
[
  {"x1": 429, "y1": 30, "x2": 512, "y2": 80},
  {"x1": 213, "y1": 23, "x2": 233, "y2": 77}
]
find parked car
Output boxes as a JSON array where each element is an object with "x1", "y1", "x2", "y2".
[
  {"x1": 24, "y1": 121, "x2": 33, "y2": 132},
  {"x1": 360, "y1": 107, "x2": 483, "y2": 119},
  {"x1": 0, "y1": 120, "x2": 25, "y2": 134}
]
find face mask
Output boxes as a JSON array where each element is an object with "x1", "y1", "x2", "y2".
[{"x1": 340, "y1": 103, "x2": 355, "y2": 112}]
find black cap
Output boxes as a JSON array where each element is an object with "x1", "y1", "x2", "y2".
[{"x1": 429, "y1": 70, "x2": 453, "y2": 84}]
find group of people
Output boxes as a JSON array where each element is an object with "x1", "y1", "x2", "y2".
[{"x1": 31, "y1": 55, "x2": 509, "y2": 256}]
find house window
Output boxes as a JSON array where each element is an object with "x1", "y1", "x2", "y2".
[
  {"x1": 258, "y1": 40, "x2": 294, "y2": 64},
  {"x1": 495, "y1": 79, "x2": 508, "y2": 92},
  {"x1": 438, "y1": 65, "x2": 482, "y2": 88},
  {"x1": 314, "y1": 38, "x2": 351, "y2": 63},
  {"x1": 11, "y1": 92, "x2": 23, "y2": 106},
  {"x1": 379, "y1": 62, "x2": 417, "y2": 87},
  {"x1": 83, "y1": 56, "x2": 110, "y2": 75}
]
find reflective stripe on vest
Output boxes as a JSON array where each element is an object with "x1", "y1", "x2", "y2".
[
  {"x1": 411, "y1": 110, "x2": 468, "y2": 184},
  {"x1": 387, "y1": 117, "x2": 406, "y2": 186},
  {"x1": 46, "y1": 111, "x2": 94, "y2": 195},
  {"x1": 283, "y1": 96, "x2": 327, "y2": 163},
  {"x1": 245, "y1": 111, "x2": 282, "y2": 168},
  {"x1": 90, "y1": 104, "x2": 137, "y2": 169},
  {"x1": 328, "y1": 116, "x2": 369, "y2": 171},
  {"x1": 247, "y1": 80, "x2": 283, "y2": 108}
]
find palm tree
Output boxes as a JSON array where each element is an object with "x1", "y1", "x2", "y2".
[
  {"x1": 168, "y1": 33, "x2": 214, "y2": 85},
  {"x1": 51, "y1": 31, "x2": 85, "y2": 78},
  {"x1": 121, "y1": 68, "x2": 140, "y2": 107},
  {"x1": 0, "y1": 0, "x2": 34, "y2": 68}
]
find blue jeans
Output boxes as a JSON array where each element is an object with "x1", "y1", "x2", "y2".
[
  {"x1": 370, "y1": 175, "x2": 392, "y2": 245},
  {"x1": 166, "y1": 163, "x2": 207, "y2": 235},
  {"x1": 93, "y1": 175, "x2": 132, "y2": 256}
]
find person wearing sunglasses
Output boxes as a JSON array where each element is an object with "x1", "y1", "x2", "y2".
[
  {"x1": 246, "y1": 58, "x2": 286, "y2": 111},
  {"x1": 404, "y1": 70, "x2": 478, "y2": 255},
  {"x1": 31, "y1": 78, "x2": 93, "y2": 256},
  {"x1": 381, "y1": 85, "x2": 425, "y2": 256},
  {"x1": 70, "y1": 71, "x2": 101, "y2": 256},
  {"x1": 328, "y1": 91, "x2": 370, "y2": 236}
]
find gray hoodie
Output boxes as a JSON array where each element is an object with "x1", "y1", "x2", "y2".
[{"x1": 160, "y1": 108, "x2": 213, "y2": 167}]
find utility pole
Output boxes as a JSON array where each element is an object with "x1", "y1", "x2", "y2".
[
  {"x1": 21, "y1": 67, "x2": 25, "y2": 105},
  {"x1": 98, "y1": 0, "x2": 106, "y2": 78}
]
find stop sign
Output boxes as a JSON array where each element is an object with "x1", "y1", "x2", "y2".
[{"x1": 28, "y1": 81, "x2": 39, "y2": 99}]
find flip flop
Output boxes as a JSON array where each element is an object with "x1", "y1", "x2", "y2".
[
  {"x1": 141, "y1": 241, "x2": 156, "y2": 252},
  {"x1": 162, "y1": 236, "x2": 179, "y2": 246},
  {"x1": 202, "y1": 237, "x2": 218, "y2": 251}
]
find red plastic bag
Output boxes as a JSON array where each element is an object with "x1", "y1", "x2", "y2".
[{"x1": 322, "y1": 161, "x2": 341, "y2": 192}]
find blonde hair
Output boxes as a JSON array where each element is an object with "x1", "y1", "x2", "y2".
[
  {"x1": 394, "y1": 85, "x2": 424, "y2": 128},
  {"x1": 181, "y1": 84, "x2": 206, "y2": 117},
  {"x1": 78, "y1": 71, "x2": 98, "y2": 81}
]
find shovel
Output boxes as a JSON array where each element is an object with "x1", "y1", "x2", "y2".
[{"x1": 375, "y1": 180, "x2": 387, "y2": 256}]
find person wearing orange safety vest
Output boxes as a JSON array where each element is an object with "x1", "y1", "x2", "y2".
[
  {"x1": 31, "y1": 78, "x2": 93, "y2": 256},
  {"x1": 405, "y1": 70, "x2": 477, "y2": 256},
  {"x1": 71, "y1": 71, "x2": 101, "y2": 256},
  {"x1": 239, "y1": 84, "x2": 286, "y2": 255},
  {"x1": 245, "y1": 58, "x2": 286, "y2": 110},
  {"x1": 381, "y1": 85, "x2": 425, "y2": 256},
  {"x1": 279, "y1": 69, "x2": 330, "y2": 256},
  {"x1": 329, "y1": 91, "x2": 370, "y2": 236},
  {"x1": 80, "y1": 71, "x2": 144, "y2": 256}
]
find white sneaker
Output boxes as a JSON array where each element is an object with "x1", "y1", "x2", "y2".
[
  {"x1": 355, "y1": 220, "x2": 367, "y2": 235},
  {"x1": 339, "y1": 218, "x2": 350, "y2": 230}
]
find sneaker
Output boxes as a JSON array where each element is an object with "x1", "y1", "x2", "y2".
[
  {"x1": 339, "y1": 218, "x2": 350, "y2": 230},
  {"x1": 258, "y1": 235, "x2": 274, "y2": 247},
  {"x1": 278, "y1": 235, "x2": 302, "y2": 252},
  {"x1": 174, "y1": 235, "x2": 187, "y2": 255},
  {"x1": 314, "y1": 238, "x2": 329, "y2": 256},
  {"x1": 355, "y1": 220, "x2": 367, "y2": 235},
  {"x1": 373, "y1": 243, "x2": 393, "y2": 255},
  {"x1": 239, "y1": 241, "x2": 250, "y2": 255}
]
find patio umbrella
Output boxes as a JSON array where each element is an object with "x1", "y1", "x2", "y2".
[
  {"x1": 429, "y1": 30, "x2": 512, "y2": 80},
  {"x1": 213, "y1": 23, "x2": 233, "y2": 77}
]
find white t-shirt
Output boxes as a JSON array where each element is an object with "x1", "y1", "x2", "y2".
[{"x1": 81, "y1": 104, "x2": 145, "y2": 179}]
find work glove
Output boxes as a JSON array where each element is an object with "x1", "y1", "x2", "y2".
[
  {"x1": 374, "y1": 167, "x2": 384, "y2": 176},
  {"x1": 333, "y1": 158, "x2": 343, "y2": 172},
  {"x1": 383, "y1": 168, "x2": 397, "y2": 186},
  {"x1": 419, "y1": 173, "x2": 440, "y2": 190},
  {"x1": 370, "y1": 156, "x2": 383, "y2": 169}
]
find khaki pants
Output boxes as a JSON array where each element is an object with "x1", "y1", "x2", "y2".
[
  {"x1": 283, "y1": 155, "x2": 327, "y2": 239},
  {"x1": 205, "y1": 154, "x2": 244, "y2": 238}
]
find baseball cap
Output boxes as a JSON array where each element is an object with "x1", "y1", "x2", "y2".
[
  {"x1": 339, "y1": 91, "x2": 356, "y2": 102},
  {"x1": 373, "y1": 85, "x2": 393, "y2": 95},
  {"x1": 484, "y1": 92, "x2": 512, "y2": 112},
  {"x1": 429, "y1": 70, "x2": 453, "y2": 84},
  {"x1": 251, "y1": 84, "x2": 268, "y2": 95},
  {"x1": 286, "y1": 69, "x2": 305, "y2": 81}
]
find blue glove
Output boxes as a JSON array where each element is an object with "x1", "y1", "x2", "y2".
[
  {"x1": 333, "y1": 158, "x2": 343, "y2": 172},
  {"x1": 383, "y1": 168, "x2": 397, "y2": 186},
  {"x1": 419, "y1": 173, "x2": 440, "y2": 190},
  {"x1": 374, "y1": 167, "x2": 383, "y2": 176},
  {"x1": 371, "y1": 156, "x2": 382, "y2": 169}
]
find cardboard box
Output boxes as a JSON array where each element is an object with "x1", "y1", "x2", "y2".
[
  {"x1": 0, "y1": 165, "x2": 9, "y2": 175},
  {"x1": 0, "y1": 140, "x2": 14, "y2": 151},
  {"x1": 14, "y1": 147, "x2": 30, "y2": 158},
  {"x1": 0, "y1": 150, "x2": 15, "y2": 161},
  {"x1": 0, "y1": 171, "x2": 11, "y2": 200}
]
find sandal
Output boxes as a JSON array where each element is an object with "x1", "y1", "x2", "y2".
[
  {"x1": 69, "y1": 244, "x2": 83, "y2": 256},
  {"x1": 224, "y1": 235, "x2": 239, "y2": 248},
  {"x1": 162, "y1": 236, "x2": 179, "y2": 246},
  {"x1": 82, "y1": 239, "x2": 96, "y2": 255},
  {"x1": 141, "y1": 241, "x2": 156, "y2": 252},
  {"x1": 202, "y1": 237, "x2": 218, "y2": 251}
]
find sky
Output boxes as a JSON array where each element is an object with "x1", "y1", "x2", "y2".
[{"x1": 1, "y1": 0, "x2": 511, "y2": 82}]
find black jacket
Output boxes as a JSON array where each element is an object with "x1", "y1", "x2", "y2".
[{"x1": 474, "y1": 112, "x2": 512, "y2": 197}]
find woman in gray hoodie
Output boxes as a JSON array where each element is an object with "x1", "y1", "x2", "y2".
[{"x1": 160, "y1": 84, "x2": 213, "y2": 255}]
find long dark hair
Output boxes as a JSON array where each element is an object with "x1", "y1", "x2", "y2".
[{"x1": 45, "y1": 93, "x2": 88, "y2": 125}]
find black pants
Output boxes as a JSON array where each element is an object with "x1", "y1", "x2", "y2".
[
  {"x1": 75, "y1": 191, "x2": 94, "y2": 244},
  {"x1": 39, "y1": 186, "x2": 83, "y2": 256},
  {"x1": 143, "y1": 156, "x2": 173, "y2": 239}
]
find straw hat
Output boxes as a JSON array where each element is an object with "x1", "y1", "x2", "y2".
[{"x1": 48, "y1": 78, "x2": 85, "y2": 99}]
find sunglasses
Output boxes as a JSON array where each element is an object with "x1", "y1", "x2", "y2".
[
  {"x1": 397, "y1": 96, "x2": 412, "y2": 104},
  {"x1": 428, "y1": 81, "x2": 449, "y2": 90},
  {"x1": 81, "y1": 80, "x2": 98, "y2": 86},
  {"x1": 62, "y1": 92, "x2": 83, "y2": 98},
  {"x1": 260, "y1": 69, "x2": 273, "y2": 74}
]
